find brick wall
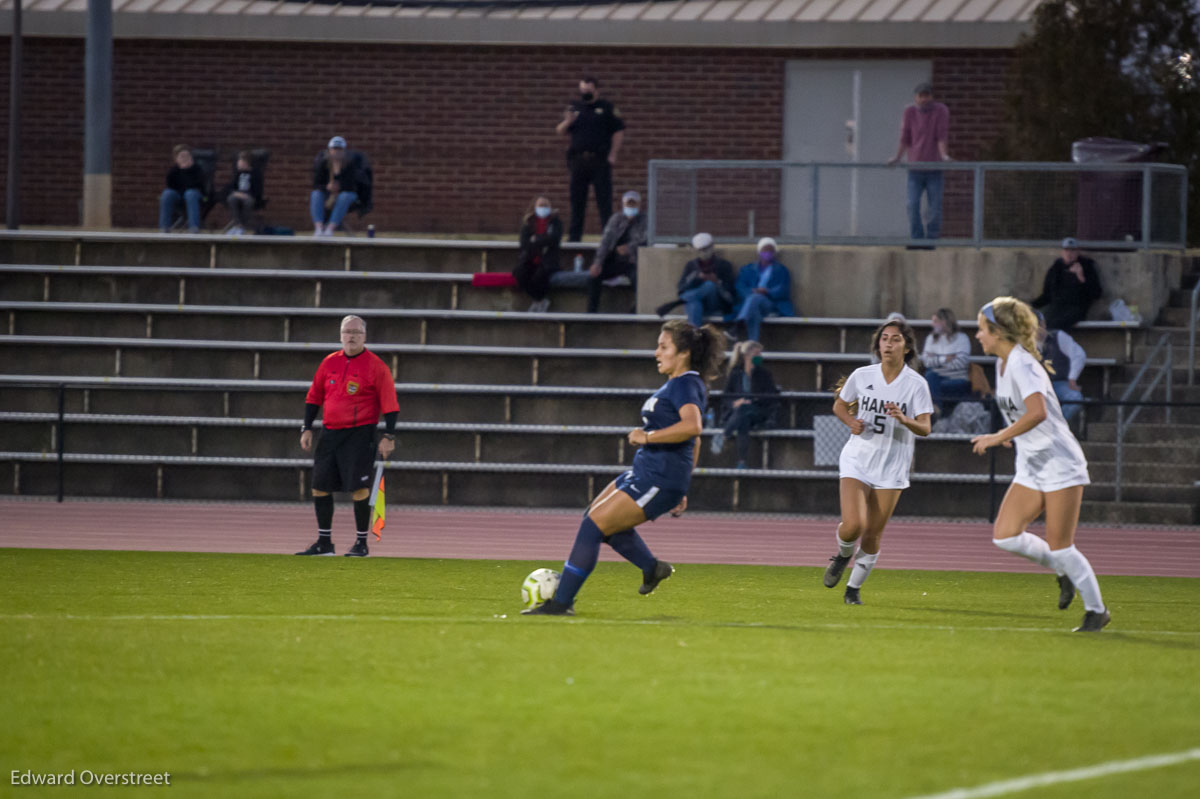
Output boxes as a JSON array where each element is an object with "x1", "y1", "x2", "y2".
[{"x1": 0, "y1": 39, "x2": 1011, "y2": 236}]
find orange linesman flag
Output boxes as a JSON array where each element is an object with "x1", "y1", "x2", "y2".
[{"x1": 369, "y1": 462, "x2": 386, "y2": 541}]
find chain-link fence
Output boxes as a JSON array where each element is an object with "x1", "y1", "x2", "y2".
[{"x1": 647, "y1": 160, "x2": 1189, "y2": 249}]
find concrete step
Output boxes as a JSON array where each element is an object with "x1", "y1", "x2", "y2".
[
  {"x1": 1080, "y1": 441, "x2": 1200, "y2": 465},
  {"x1": 1079, "y1": 501, "x2": 1196, "y2": 525},
  {"x1": 1158, "y1": 306, "x2": 1196, "y2": 327},
  {"x1": 1, "y1": 418, "x2": 1009, "y2": 475},
  {"x1": 0, "y1": 459, "x2": 1000, "y2": 517},
  {"x1": 1085, "y1": 461, "x2": 1200, "y2": 485},
  {"x1": 1082, "y1": 422, "x2": 1200, "y2": 444}
]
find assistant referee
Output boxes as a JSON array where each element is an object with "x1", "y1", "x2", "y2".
[{"x1": 296, "y1": 315, "x2": 399, "y2": 557}]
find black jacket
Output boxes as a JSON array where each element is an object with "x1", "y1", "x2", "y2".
[
  {"x1": 312, "y1": 151, "x2": 365, "y2": 195},
  {"x1": 720, "y1": 364, "x2": 780, "y2": 426},
  {"x1": 518, "y1": 213, "x2": 564, "y2": 271},
  {"x1": 166, "y1": 164, "x2": 207, "y2": 195},
  {"x1": 1031, "y1": 256, "x2": 1102, "y2": 316},
  {"x1": 677, "y1": 257, "x2": 736, "y2": 311}
]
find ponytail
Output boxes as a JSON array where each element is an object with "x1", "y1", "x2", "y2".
[
  {"x1": 662, "y1": 319, "x2": 726, "y2": 384},
  {"x1": 984, "y1": 296, "x2": 1055, "y2": 375}
]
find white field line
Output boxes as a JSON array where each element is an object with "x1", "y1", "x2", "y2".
[
  {"x1": 1, "y1": 613, "x2": 1197, "y2": 637},
  {"x1": 906, "y1": 747, "x2": 1200, "y2": 799}
]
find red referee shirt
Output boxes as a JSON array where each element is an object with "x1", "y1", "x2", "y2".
[{"x1": 306, "y1": 348, "x2": 399, "y2": 430}]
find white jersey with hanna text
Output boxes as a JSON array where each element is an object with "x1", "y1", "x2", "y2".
[
  {"x1": 994, "y1": 344, "x2": 1089, "y2": 492},
  {"x1": 837, "y1": 364, "x2": 933, "y2": 489}
]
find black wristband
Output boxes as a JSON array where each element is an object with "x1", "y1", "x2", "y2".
[{"x1": 381, "y1": 433, "x2": 395, "y2": 441}]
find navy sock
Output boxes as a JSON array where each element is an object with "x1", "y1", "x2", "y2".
[
  {"x1": 554, "y1": 516, "x2": 604, "y2": 606},
  {"x1": 314, "y1": 494, "x2": 334, "y2": 531},
  {"x1": 606, "y1": 529, "x2": 657, "y2": 576}
]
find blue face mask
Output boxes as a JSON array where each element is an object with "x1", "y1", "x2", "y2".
[
  {"x1": 759, "y1": 251, "x2": 774, "y2": 264},
  {"x1": 623, "y1": 206, "x2": 639, "y2": 219},
  {"x1": 751, "y1": 355, "x2": 764, "y2": 366},
  {"x1": 535, "y1": 206, "x2": 551, "y2": 218}
]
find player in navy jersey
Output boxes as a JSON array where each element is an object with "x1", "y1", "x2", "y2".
[
  {"x1": 524, "y1": 320, "x2": 725, "y2": 616},
  {"x1": 823, "y1": 318, "x2": 933, "y2": 604}
]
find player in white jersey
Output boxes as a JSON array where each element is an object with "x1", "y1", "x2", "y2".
[
  {"x1": 823, "y1": 319, "x2": 933, "y2": 605},
  {"x1": 971, "y1": 297, "x2": 1110, "y2": 632}
]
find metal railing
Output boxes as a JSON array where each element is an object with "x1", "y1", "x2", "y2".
[
  {"x1": 1189, "y1": 277, "x2": 1200, "y2": 385},
  {"x1": 1114, "y1": 333, "x2": 1172, "y2": 502},
  {"x1": 647, "y1": 159, "x2": 1188, "y2": 249}
]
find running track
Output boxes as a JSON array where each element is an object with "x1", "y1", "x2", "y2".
[{"x1": 1, "y1": 500, "x2": 1197, "y2": 578}]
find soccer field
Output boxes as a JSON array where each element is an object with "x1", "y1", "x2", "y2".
[{"x1": 2, "y1": 548, "x2": 1198, "y2": 798}]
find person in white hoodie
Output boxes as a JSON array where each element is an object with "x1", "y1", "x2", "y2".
[{"x1": 920, "y1": 307, "x2": 972, "y2": 409}]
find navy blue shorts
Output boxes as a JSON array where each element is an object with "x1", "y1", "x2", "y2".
[{"x1": 615, "y1": 469, "x2": 687, "y2": 521}]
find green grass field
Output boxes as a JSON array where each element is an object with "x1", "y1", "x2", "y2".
[{"x1": 2, "y1": 548, "x2": 1198, "y2": 798}]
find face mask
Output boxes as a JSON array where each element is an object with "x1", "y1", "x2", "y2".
[
  {"x1": 698, "y1": 247, "x2": 714, "y2": 260},
  {"x1": 751, "y1": 355, "x2": 764, "y2": 366},
  {"x1": 581, "y1": 92, "x2": 595, "y2": 103},
  {"x1": 623, "y1": 206, "x2": 639, "y2": 218},
  {"x1": 759, "y1": 251, "x2": 774, "y2": 264},
  {"x1": 535, "y1": 206, "x2": 551, "y2": 218}
]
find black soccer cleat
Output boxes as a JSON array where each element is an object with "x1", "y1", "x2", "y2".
[
  {"x1": 1073, "y1": 609, "x2": 1111, "y2": 632},
  {"x1": 295, "y1": 538, "x2": 335, "y2": 556},
  {"x1": 824, "y1": 554, "x2": 852, "y2": 588},
  {"x1": 844, "y1": 586, "x2": 863, "y2": 605},
  {"x1": 344, "y1": 538, "x2": 369, "y2": 557},
  {"x1": 1057, "y1": 575, "x2": 1076, "y2": 610},
  {"x1": 521, "y1": 599, "x2": 575, "y2": 616},
  {"x1": 639, "y1": 560, "x2": 675, "y2": 595}
]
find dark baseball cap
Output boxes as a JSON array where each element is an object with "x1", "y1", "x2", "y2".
[{"x1": 914, "y1": 82, "x2": 933, "y2": 95}]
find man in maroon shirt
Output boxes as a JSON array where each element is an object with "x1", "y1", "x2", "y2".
[
  {"x1": 296, "y1": 315, "x2": 399, "y2": 557},
  {"x1": 889, "y1": 82, "x2": 951, "y2": 242}
]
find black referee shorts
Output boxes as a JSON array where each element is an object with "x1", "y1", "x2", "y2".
[{"x1": 311, "y1": 424, "x2": 376, "y2": 493}]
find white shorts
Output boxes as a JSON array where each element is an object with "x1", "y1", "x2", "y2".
[
  {"x1": 1012, "y1": 468, "x2": 1090, "y2": 494},
  {"x1": 1013, "y1": 452, "x2": 1090, "y2": 494},
  {"x1": 838, "y1": 449, "x2": 910, "y2": 490}
]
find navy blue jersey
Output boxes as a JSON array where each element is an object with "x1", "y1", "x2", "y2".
[{"x1": 631, "y1": 371, "x2": 707, "y2": 489}]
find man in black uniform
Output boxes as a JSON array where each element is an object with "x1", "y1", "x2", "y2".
[{"x1": 556, "y1": 76, "x2": 626, "y2": 242}]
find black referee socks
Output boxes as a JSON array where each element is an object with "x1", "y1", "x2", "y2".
[
  {"x1": 353, "y1": 498, "x2": 371, "y2": 539},
  {"x1": 314, "y1": 494, "x2": 334, "y2": 531}
]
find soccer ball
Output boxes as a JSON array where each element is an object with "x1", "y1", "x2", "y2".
[{"x1": 521, "y1": 568, "x2": 561, "y2": 610}]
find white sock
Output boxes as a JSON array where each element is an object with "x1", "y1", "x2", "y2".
[
  {"x1": 993, "y1": 532, "x2": 1063, "y2": 575},
  {"x1": 847, "y1": 551, "x2": 878, "y2": 589},
  {"x1": 1049, "y1": 546, "x2": 1105, "y2": 613},
  {"x1": 836, "y1": 528, "x2": 857, "y2": 558}
]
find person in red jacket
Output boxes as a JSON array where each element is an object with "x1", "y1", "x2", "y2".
[{"x1": 296, "y1": 315, "x2": 399, "y2": 557}]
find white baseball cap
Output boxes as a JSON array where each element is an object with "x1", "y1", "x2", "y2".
[
  {"x1": 328, "y1": 136, "x2": 347, "y2": 149},
  {"x1": 692, "y1": 232, "x2": 714, "y2": 250},
  {"x1": 757, "y1": 237, "x2": 777, "y2": 252}
]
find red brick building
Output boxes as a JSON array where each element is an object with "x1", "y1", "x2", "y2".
[{"x1": 0, "y1": 1, "x2": 1032, "y2": 235}]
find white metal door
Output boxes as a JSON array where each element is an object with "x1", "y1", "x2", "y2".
[{"x1": 782, "y1": 60, "x2": 933, "y2": 240}]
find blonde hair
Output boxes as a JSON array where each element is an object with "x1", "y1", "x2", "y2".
[
  {"x1": 727, "y1": 339, "x2": 762, "y2": 373},
  {"x1": 982, "y1": 296, "x2": 1054, "y2": 374}
]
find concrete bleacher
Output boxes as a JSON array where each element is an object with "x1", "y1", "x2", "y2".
[{"x1": 0, "y1": 232, "x2": 1193, "y2": 524}]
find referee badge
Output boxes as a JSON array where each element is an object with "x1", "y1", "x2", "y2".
[{"x1": 346, "y1": 381, "x2": 360, "y2": 395}]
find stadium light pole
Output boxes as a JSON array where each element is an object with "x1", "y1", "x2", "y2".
[
  {"x1": 6, "y1": 0, "x2": 21, "y2": 229},
  {"x1": 83, "y1": 0, "x2": 113, "y2": 229}
]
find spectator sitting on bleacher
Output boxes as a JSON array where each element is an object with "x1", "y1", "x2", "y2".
[
  {"x1": 1036, "y1": 310, "x2": 1087, "y2": 422},
  {"x1": 222, "y1": 151, "x2": 264, "y2": 236},
  {"x1": 310, "y1": 136, "x2": 364, "y2": 237},
  {"x1": 656, "y1": 232, "x2": 737, "y2": 326},
  {"x1": 1031, "y1": 237, "x2": 1102, "y2": 331},
  {"x1": 711, "y1": 340, "x2": 780, "y2": 469},
  {"x1": 733, "y1": 238, "x2": 795, "y2": 342},
  {"x1": 514, "y1": 195, "x2": 563, "y2": 313},
  {"x1": 920, "y1": 307, "x2": 972, "y2": 408},
  {"x1": 587, "y1": 190, "x2": 646, "y2": 313},
  {"x1": 159, "y1": 144, "x2": 206, "y2": 233}
]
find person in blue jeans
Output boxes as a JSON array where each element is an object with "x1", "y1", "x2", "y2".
[
  {"x1": 920, "y1": 307, "x2": 972, "y2": 411},
  {"x1": 656, "y1": 232, "x2": 736, "y2": 326},
  {"x1": 888, "y1": 82, "x2": 950, "y2": 242},
  {"x1": 158, "y1": 144, "x2": 206, "y2": 233},
  {"x1": 310, "y1": 136, "x2": 361, "y2": 237},
  {"x1": 1036, "y1": 311, "x2": 1087, "y2": 422},
  {"x1": 732, "y1": 237, "x2": 795, "y2": 342}
]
